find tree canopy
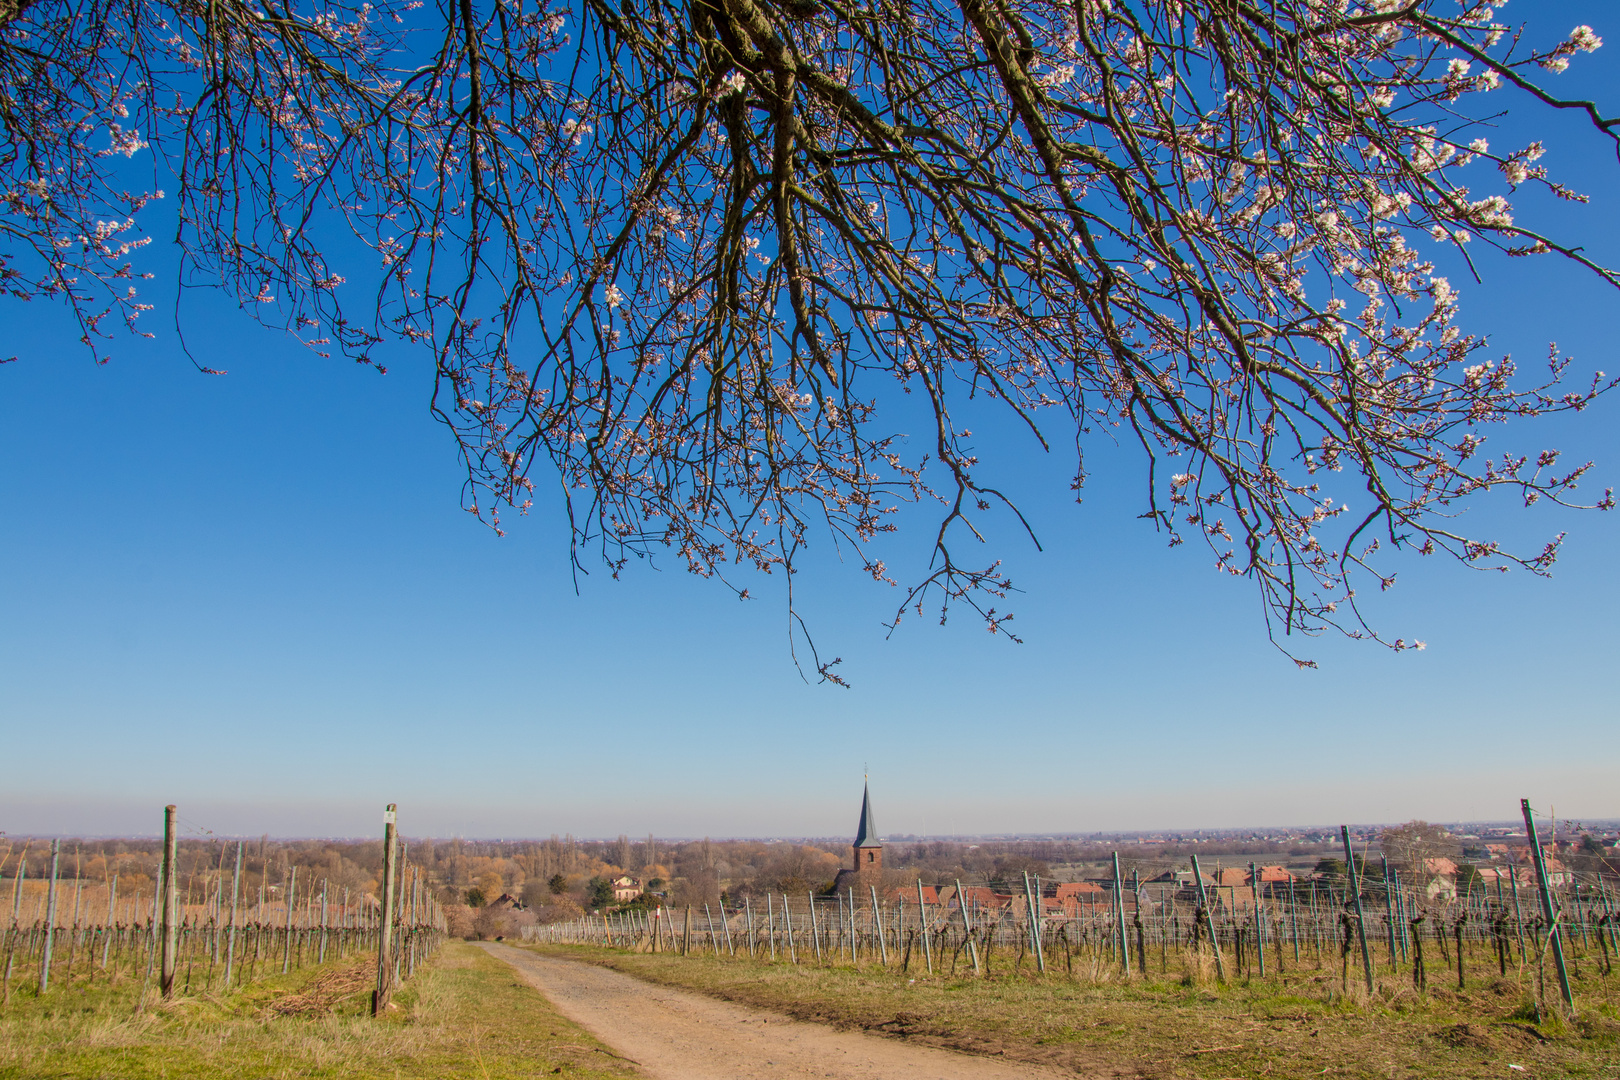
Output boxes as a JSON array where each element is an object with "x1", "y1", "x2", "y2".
[{"x1": 4, "y1": 0, "x2": 1616, "y2": 674}]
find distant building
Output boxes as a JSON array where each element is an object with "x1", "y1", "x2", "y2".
[
  {"x1": 610, "y1": 875, "x2": 643, "y2": 903},
  {"x1": 830, "y1": 781, "x2": 883, "y2": 895}
]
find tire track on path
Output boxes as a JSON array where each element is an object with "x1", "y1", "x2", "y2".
[{"x1": 480, "y1": 943, "x2": 1067, "y2": 1080}]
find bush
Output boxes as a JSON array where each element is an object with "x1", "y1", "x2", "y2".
[
  {"x1": 464, "y1": 886, "x2": 487, "y2": 908},
  {"x1": 585, "y1": 876, "x2": 614, "y2": 910}
]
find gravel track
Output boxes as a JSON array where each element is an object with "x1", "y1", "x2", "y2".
[{"x1": 481, "y1": 943, "x2": 1065, "y2": 1080}]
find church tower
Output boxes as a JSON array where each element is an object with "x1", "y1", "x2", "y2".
[{"x1": 851, "y1": 781, "x2": 882, "y2": 874}]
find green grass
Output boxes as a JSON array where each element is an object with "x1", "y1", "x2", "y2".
[
  {"x1": 523, "y1": 943, "x2": 1620, "y2": 1079},
  {"x1": 0, "y1": 943, "x2": 640, "y2": 1079}
]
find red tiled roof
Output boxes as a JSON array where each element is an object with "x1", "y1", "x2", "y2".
[{"x1": 1055, "y1": 881, "x2": 1105, "y2": 898}]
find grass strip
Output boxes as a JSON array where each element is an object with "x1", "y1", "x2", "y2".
[
  {"x1": 524, "y1": 943, "x2": 1620, "y2": 1079},
  {"x1": 0, "y1": 942, "x2": 640, "y2": 1079}
]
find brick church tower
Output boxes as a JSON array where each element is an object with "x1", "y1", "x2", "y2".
[
  {"x1": 851, "y1": 781, "x2": 882, "y2": 873},
  {"x1": 830, "y1": 781, "x2": 884, "y2": 895}
]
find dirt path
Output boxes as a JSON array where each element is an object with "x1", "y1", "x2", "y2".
[{"x1": 481, "y1": 944, "x2": 1067, "y2": 1080}]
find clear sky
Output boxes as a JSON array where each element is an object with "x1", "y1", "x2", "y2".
[{"x1": 3, "y1": 4, "x2": 1617, "y2": 842}]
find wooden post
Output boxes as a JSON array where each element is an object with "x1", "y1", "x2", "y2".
[
  {"x1": 1339, "y1": 826, "x2": 1375, "y2": 993},
  {"x1": 1111, "y1": 855, "x2": 1130, "y2": 975},
  {"x1": 372, "y1": 804, "x2": 398, "y2": 1017},
  {"x1": 39, "y1": 840, "x2": 60, "y2": 993},
  {"x1": 1522, "y1": 798, "x2": 1575, "y2": 1013},
  {"x1": 161, "y1": 807, "x2": 179, "y2": 999}
]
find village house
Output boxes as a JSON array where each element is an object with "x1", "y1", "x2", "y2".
[{"x1": 610, "y1": 875, "x2": 643, "y2": 903}]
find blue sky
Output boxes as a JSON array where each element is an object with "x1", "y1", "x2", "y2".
[{"x1": 3, "y1": 5, "x2": 1618, "y2": 841}]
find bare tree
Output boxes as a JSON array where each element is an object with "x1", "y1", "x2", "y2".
[
  {"x1": 1380, "y1": 820, "x2": 1455, "y2": 884},
  {"x1": 5, "y1": 0, "x2": 1616, "y2": 671}
]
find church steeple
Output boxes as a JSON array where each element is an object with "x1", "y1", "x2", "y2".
[
  {"x1": 829, "y1": 779, "x2": 884, "y2": 894},
  {"x1": 850, "y1": 780, "x2": 882, "y2": 875},
  {"x1": 853, "y1": 781, "x2": 880, "y2": 849}
]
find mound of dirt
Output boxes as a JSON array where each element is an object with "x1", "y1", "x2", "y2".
[{"x1": 1436, "y1": 1023, "x2": 1497, "y2": 1052}]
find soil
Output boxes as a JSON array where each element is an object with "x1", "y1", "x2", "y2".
[{"x1": 482, "y1": 944, "x2": 1071, "y2": 1080}]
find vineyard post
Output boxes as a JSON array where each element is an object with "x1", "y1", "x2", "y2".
[
  {"x1": 140, "y1": 851, "x2": 161, "y2": 1007},
  {"x1": 394, "y1": 846, "x2": 407, "y2": 986},
  {"x1": 209, "y1": 872, "x2": 220, "y2": 965},
  {"x1": 223, "y1": 843, "x2": 241, "y2": 989},
  {"x1": 1027, "y1": 872, "x2": 1046, "y2": 973},
  {"x1": 1111, "y1": 855, "x2": 1129, "y2": 975},
  {"x1": 160, "y1": 808, "x2": 178, "y2": 999},
  {"x1": 39, "y1": 840, "x2": 60, "y2": 993},
  {"x1": 7, "y1": 842, "x2": 25, "y2": 926},
  {"x1": 870, "y1": 886, "x2": 888, "y2": 965},
  {"x1": 371, "y1": 804, "x2": 398, "y2": 1017},
  {"x1": 1510, "y1": 871, "x2": 1527, "y2": 961},
  {"x1": 282, "y1": 865, "x2": 297, "y2": 973},
  {"x1": 765, "y1": 894, "x2": 774, "y2": 961},
  {"x1": 955, "y1": 879, "x2": 980, "y2": 975},
  {"x1": 1, "y1": 846, "x2": 23, "y2": 1005},
  {"x1": 1603, "y1": 881, "x2": 1620, "y2": 957},
  {"x1": 1133, "y1": 871, "x2": 1147, "y2": 974},
  {"x1": 1394, "y1": 871, "x2": 1410, "y2": 961},
  {"x1": 802, "y1": 893, "x2": 818, "y2": 964},
  {"x1": 1189, "y1": 854, "x2": 1227, "y2": 982},
  {"x1": 67, "y1": 847, "x2": 82, "y2": 986},
  {"x1": 783, "y1": 895, "x2": 797, "y2": 963},
  {"x1": 101, "y1": 873, "x2": 118, "y2": 970},
  {"x1": 848, "y1": 888, "x2": 858, "y2": 962},
  {"x1": 1288, "y1": 878, "x2": 1301, "y2": 963},
  {"x1": 1522, "y1": 799, "x2": 1575, "y2": 1013},
  {"x1": 1382, "y1": 857, "x2": 1399, "y2": 967},
  {"x1": 916, "y1": 880, "x2": 932, "y2": 974},
  {"x1": 1340, "y1": 826, "x2": 1375, "y2": 993},
  {"x1": 1249, "y1": 862, "x2": 1265, "y2": 977},
  {"x1": 743, "y1": 896, "x2": 753, "y2": 957},
  {"x1": 319, "y1": 880, "x2": 328, "y2": 965}
]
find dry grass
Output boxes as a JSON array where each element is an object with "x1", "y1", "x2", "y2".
[
  {"x1": 524, "y1": 943, "x2": 1620, "y2": 1079},
  {"x1": 0, "y1": 942, "x2": 642, "y2": 1079}
]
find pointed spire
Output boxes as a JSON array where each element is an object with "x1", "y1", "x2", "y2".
[{"x1": 853, "y1": 781, "x2": 880, "y2": 849}]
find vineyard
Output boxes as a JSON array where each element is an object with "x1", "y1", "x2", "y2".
[
  {"x1": 529, "y1": 811, "x2": 1613, "y2": 1022},
  {"x1": 1, "y1": 805, "x2": 444, "y2": 1011}
]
